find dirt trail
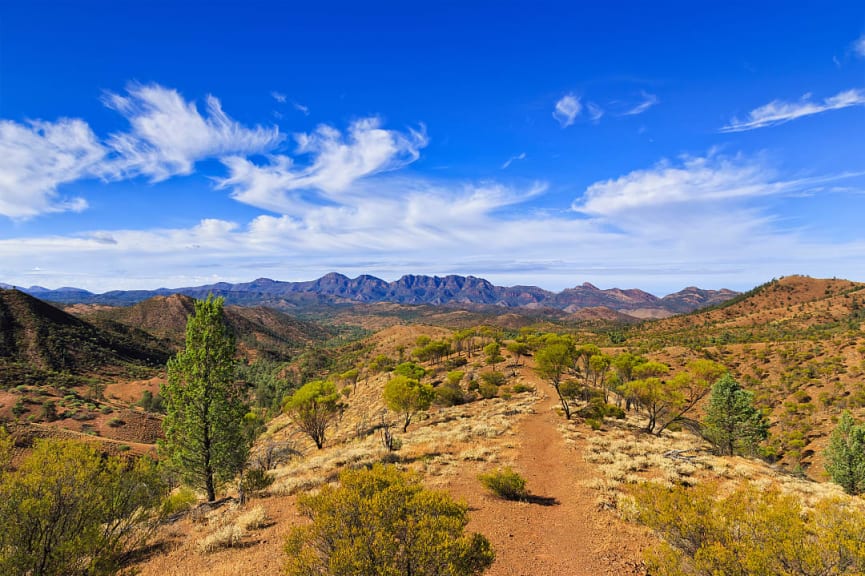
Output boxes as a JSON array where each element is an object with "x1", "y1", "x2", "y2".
[{"x1": 453, "y1": 379, "x2": 647, "y2": 576}]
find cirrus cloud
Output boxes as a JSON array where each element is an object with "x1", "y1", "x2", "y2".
[
  {"x1": 103, "y1": 83, "x2": 283, "y2": 181},
  {"x1": 721, "y1": 88, "x2": 865, "y2": 132},
  {"x1": 0, "y1": 118, "x2": 104, "y2": 219}
]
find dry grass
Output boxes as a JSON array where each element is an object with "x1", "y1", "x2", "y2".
[
  {"x1": 235, "y1": 505, "x2": 268, "y2": 531},
  {"x1": 572, "y1": 410, "x2": 850, "y2": 513},
  {"x1": 197, "y1": 524, "x2": 243, "y2": 553}
]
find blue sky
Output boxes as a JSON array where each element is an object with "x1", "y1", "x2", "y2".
[{"x1": 1, "y1": 1, "x2": 863, "y2": 295}]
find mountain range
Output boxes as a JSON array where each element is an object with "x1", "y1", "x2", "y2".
[{"x1": 2, "y1": 273, "x2": 739, "y2": 318}]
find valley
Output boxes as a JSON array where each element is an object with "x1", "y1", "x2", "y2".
[{"x1": 1, "y1": 274, "x2": 865, "y2": 575}]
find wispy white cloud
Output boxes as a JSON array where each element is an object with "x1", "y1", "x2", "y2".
[
  {"x1": 0, "y1": 118, "x2": 104, "y2": 218},
  {"x1": 293, "y1": 102, "x2": 310, "y2": 116},
  {"x1": 622, "y1": 91, "x2": 658, "y2": 116},
  {"x1": 586, "y1": 102, "x2": 604, "y2": 122},
  {"x1": 270, "y1": 91, "x2": 287, "y2": 103},
  {"x1": 721, "y1": 88, "x2": 865, "y2": 132},
  {"x1": 219, "y1": 117, "x2": 428, "y2": 212},
  {"x1": 501, "y1": 152, "x2": 526, "y2": 169},
  {"x1": 5, "y1": 147, "x2": 863, "y2": 295},
  {"x1": 553, "y1": 94, "x2": 581, "y2": 127},
  {"x1": 853, "y1": 34, "x2": 865, "y2": 58},
  {"x1": 103, "y1": 83, "x2": 283, "y2": 181},
  {"x1": 570, "y1": 151, "x2": 847, "y2": 217}
]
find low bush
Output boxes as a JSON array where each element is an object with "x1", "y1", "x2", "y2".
[
  {"x1": 161, "y1": 486, "x2": 198, "y2": 516},
  {"x1": 435, "y1": 382, "x2": 466, "y2": 406},
  {"x1": 285, "y1": 464, "x2": 494, "y2": 575},
  {"x1": 198, "y1": 524, "x2": 243, "y2": 553},
  {"x1": 478, "y1": 467, "x2": 528, "y2": 501},
  {"x1": 478, "y1": 382, "x2": 499, "y2": 399},
  {"x1": 241, "y1": 468, "x2": 275, "y2": 494},
  {"x1": 630, "y1": 481, "x2": 865, "y2": 575}
]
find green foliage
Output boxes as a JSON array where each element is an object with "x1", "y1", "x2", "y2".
[
  {"x1": 505, "y1": 341, "x2": 529, "y2": 365},
  {"x1": 511, "y1": 382, "x2": 534, "y2": 394},
  {"x1": 160, "y1": 295, "x2": 250, "y2": 502},
  {"x1": 369, "y1": 353, "x2": 395, "y2": 373},
  {"x1": 236, "y1": 359, "x2": 292, "y2": 416},
  {"x1": 702, "y1": 374, "x2": 769, "y2": 456},
  {"x1": 394, "y1": 361, "x2": 427, "y2": 381},
  {"x1": 0, "y1": 439, "x2": 166, "y2": 576},
  {"x1": 161, "y1": 486, "x2": 198, "y2": 516},
  {"x1": 285, "y1": 464, "x2": 494, "y2": 576},
  {"x1": 824, "y1": 411, "x2": 865, "y2": 495},
  {"x1": 241, "y1": 468, "x2": 275, "y2": 494},
  {"x1": 384, "y1": 375, "x2": 434, "y2": 432},
  {"x1": 283, "y1": 380, "x2": 343, "y2": 449},
  {"x1": 479, "y1": 371, "x2": 506, "y2": 387},
  {"x1": 413, "y1": 340, "x2": 452, "y2": 364},
  {"x1": 39, "y1": 400, "x2": 58, "y2": 422},
  {"x1": 478, "y1": 381, "x2": 498, "y2": 399},
  {"x1": 535, "y1": 340, "x2": 576, "y2": 419},
  {"x1": 478, "y1": 467, "x2": 528, "y2": 501},
  {"x1": 483, "y1": 342, "x2": 504, "y2": 366},
  {"x1": 0, "y1": 427, "x2": 12, "y2": 471},
  {"x1": 435, "y1": 381, "x2": 466, "y2": 407},
  {"x1": 621, "y1": 360, "x2": 726, "y2": 435},
  {"x1": 631, "y1": 481, "x2": 865, "y2": 576}
]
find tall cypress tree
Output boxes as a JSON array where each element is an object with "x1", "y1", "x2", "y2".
[
  {"x1": 160, "y1": 295, "x2": 249, "y2": 501},
  {"x1": 702, "y1": 374, "x2": 768, "y2": 456}
]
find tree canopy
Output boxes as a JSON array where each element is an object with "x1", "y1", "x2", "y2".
[
  {"x1": 384, "y1": 375, "x2": 435, "y2": 432},
  {"x1": 284, "y1": 379, "x2": 343, "y2": 449}
]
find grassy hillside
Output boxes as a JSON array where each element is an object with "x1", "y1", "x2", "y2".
[{"x1": 620, "y1": 275, "x2": 865, "y2": 473}]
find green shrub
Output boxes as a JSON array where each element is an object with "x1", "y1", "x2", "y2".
[
  {"x1": 285, "y1": 464, "x2": 494, "y2": 575},
  {"x1": 242, "y1": 468, "x2": 275, "y2": 494},
  {"x1": 0, "y1": 439, "x2": 166, "y2": 576},
  {"x1": 478, "y1": 467, "x2": 528, "y2": 501},
  {"x1": 478, "y1": 381, "x2": 499, "y2": 399},
  {"x1": 511, "y1": 382, "x2": 534, "y2": 394},
  {"x1": 435, "y1": 382, "x2": 466, "y2": 406},
  {"x1": 631, "y1": 481, "x2": 865, "y2": 575},
  {"x1": 107, "y1": 417, "x2": 125, "y2": 428},
  {"x1": 161, "y1": 486, "x2": 198, "y2": 516},
  {"x1": 40, "y1": 400, "x2": 59, "y2": 422}
]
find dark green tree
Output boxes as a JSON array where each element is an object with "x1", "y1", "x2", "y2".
[
  {"x1": 824, "y1": 411, "x2": 865, "y2": 495},
  {"x1": 160, "y1": 295, "x2": 249, "y2": 502},
  {"x1": 702, "y1": 374, "x2": 769, "y2": 456}
]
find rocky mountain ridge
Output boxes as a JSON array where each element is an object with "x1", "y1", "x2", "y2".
[{"x1": 12, "y1": 273, "x2": 738, "y2": 317}]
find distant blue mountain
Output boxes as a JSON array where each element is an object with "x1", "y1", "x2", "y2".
[{"x1": 12, "y1": 273, "x2": 738, "y2": 315}]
